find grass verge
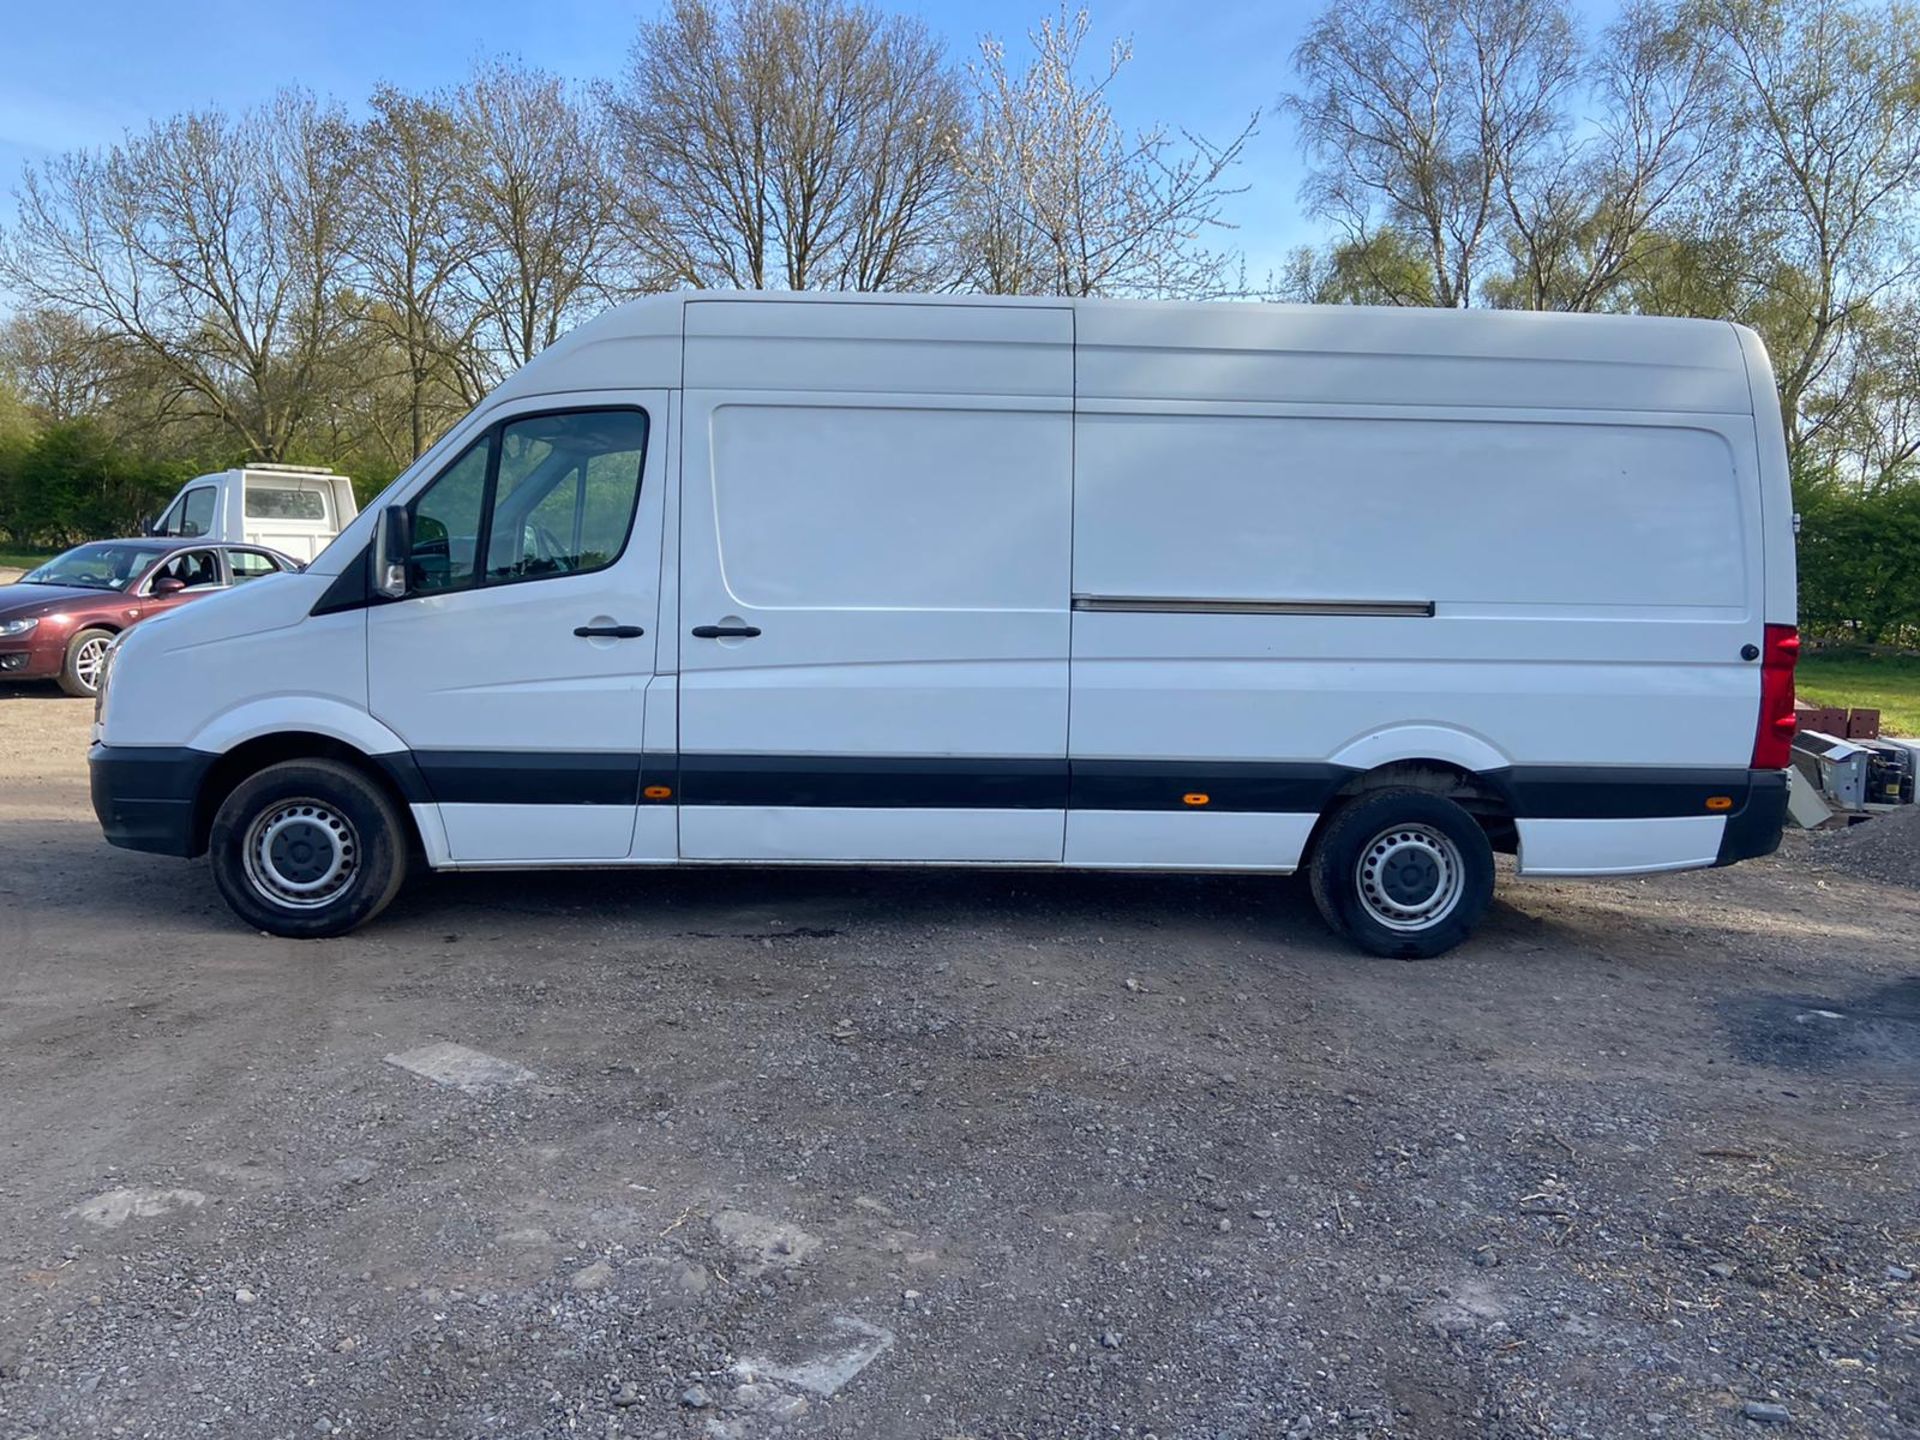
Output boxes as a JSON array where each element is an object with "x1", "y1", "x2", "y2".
[{"x1": 1799, "y1": 650, "x2": 1920, "y2": 737}]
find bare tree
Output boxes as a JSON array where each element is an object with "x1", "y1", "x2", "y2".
[
  {"x1": 0, "y1": 307, "x2": 122, "y2": 423},
  {"x1": 0, "y1": 90, "x2": 359, "y2": 459},
  {"x1": 456, "y1": 60, "x2": 631, "y2": 372},
  {"x1": 606, "y1": 0, "x2": 963, "y2": 292},
  {"x1": 1699, "y1": 0, "x2": 1920, "y2": 461},
  {"x1": 952, "y1": 6, "x2": 1256, "y2": 298},
  {"x1": 1287, "y1": 0, "x2": 1580, "y2": 307},
  {"x1": 349, "y1": 85, "x2": 485, "y2": 460},
  {"x1": 1488, "y1": 0, "x2": 1726, "y2": 309},
  {"x1": 1821, "y1": 295, "x2": 1920, "y2": 490},
  {"x1": 1276, "y1": 229, "x2": 1441, "y2": 305}
]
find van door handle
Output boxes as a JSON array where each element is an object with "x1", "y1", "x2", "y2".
[
  {"x1": 691, "y1": 624, "x2": 761, "y2": 639},
  {"x1": 574, "y1": 624, "x2": 646, "y2": 639}
]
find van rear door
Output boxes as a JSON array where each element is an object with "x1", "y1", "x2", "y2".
[{"x1": 674, "y1": 299, "x2": 1074, "y2": 862}]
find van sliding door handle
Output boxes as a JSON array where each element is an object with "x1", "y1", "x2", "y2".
[
  {"x1": 691, "y1": 623, "x2": 761, "y2": 639},
  {"x1": 574, "y1": 624, "x2": 647, "y2": 639}
]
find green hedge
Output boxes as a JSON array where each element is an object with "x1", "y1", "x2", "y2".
[
  {"x1": 1796, "y1": 482, "x2": 1920, "y2": 645},
  {"x1": 0, "y1": 422, "x2": 192, "y2": 548}
]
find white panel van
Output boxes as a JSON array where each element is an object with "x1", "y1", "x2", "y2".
[
  {"x1": 151, "y1": 464, "x2": 360, "y2": 563},
  {"x1": 89, "y1": 295, "x2": 1799, "y2": 957}
]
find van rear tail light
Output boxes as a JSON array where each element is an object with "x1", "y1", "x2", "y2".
[{"x1": 1751, "y1": 623, "x2": 1799, "y2": 769}]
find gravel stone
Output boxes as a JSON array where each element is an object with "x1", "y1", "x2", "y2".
[{"x1": 568, "y1": 1259, "x2": 613, "y2": 1292}]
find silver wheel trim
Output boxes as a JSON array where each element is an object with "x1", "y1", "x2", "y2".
[
  {"x1": 73, "y1": 636, "x2": 110, "y2": 690},
  {"x1": 241, "y1": 799, "x2": 359, "y2": 911},
  {"x1": 1354, "y1": 822, "x2": 1466, "y2": 932}
]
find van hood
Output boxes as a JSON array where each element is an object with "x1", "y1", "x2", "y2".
[{"x1": 120, "y1": 571, "x2": 337, "y2": 654}]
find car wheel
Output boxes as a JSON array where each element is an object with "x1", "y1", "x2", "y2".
[
  {"x1": 1308, "y1": 788, "x2": 1494, "y2": 959},
  {"x1": 209, "y1": 759, "x2": 409, "y2": 938},
  {"x1": 58, "y1": 627, "x2": 115, "y2": 698}
]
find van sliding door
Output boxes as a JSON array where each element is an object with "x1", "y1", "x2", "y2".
[{"x1": 674, "y1": 300, "x2": 1074, "y2": 863}]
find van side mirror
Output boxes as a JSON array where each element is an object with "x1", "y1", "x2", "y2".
[
  {"x1": 141, "y1": 514, "x2": 159, "y2": 536},
  {"x1": 374, "y1": 505, "x2": 412, "y2": 599}
]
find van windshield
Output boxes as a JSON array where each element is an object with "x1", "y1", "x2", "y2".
[{"x1": 21, "y1": 541, "x2": 176, "y2": 591}]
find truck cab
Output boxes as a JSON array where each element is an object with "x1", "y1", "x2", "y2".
[{"x1": 152, "y1": 465, "x2": 359, "y2": 563}]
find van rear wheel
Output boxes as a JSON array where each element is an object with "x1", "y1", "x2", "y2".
[
  {"x1": 209, "y1": 759, "x2": 408, "y2": 938},
  {"x1": 1308, "y1": 789, "x2": 1494, "y2": 959}
]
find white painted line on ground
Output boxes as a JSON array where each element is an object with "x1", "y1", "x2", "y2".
[{"x1": 384, "y1": 1042, "x2": 534, "y2": 1096}]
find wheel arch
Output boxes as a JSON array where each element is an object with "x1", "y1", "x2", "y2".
[
  {"x1": 190, "y1": 731, "x2": 426, "y2": 861},
  {"x1": 1306, "y1": 757, "x2": 1518, "y2": 863}
]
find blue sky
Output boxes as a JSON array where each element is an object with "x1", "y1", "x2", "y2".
[{"x1": 0, "y1": 0, "x2": 1624, "y2": 284}]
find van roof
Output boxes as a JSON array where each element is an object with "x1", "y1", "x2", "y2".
[{"x1": 493, "y1": 291, "x2": 1757, "y2": 416}]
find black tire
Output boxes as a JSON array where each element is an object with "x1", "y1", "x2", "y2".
[
  {"x1": 58, "y1": 627, "x2": 115, "y2": 698},
  {"x1": 1308, "y1": 788, "x2": 1494, "y2": 959},
  {"x1": 208, "y1": 759, "x2": 409, "y2": 938}
]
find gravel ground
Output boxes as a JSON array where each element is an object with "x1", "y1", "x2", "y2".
[
  {"x1": 0, "y1": 683, "x2": 1916, "y2": 1440},
  {"x1": 1810, "y1": 805, "x2": 1920, "y2": 889}
]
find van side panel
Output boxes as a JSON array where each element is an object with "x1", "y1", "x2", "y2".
[
  {"x1": 1074, "y1": 411, "x2": 1749, "y2": 612},
  {"x1": 1066, "y1": 397, "x2": 1764, "y2": 875}
]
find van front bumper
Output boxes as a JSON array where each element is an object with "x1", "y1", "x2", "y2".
[{"x1": 89, "y1": 744, "x2": 216, "y2": 857}]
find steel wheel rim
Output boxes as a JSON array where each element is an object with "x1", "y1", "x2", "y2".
[
  {"x1": 73, "y1": 636, "x2": 110, "y2": 691},
  {"x1": 1354, "y1": 822, "x2": 1465, "y2": 932},
  {"x1": 242, "y1": 799, "x2": 358, "y2": 911}
]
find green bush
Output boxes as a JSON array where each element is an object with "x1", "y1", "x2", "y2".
[
  {"x1": 0, "y1": 421, "x2": 192, "y2": 548},
  {"x1": 1796, "y1": 481, "x2": 1920, "y2": 645}
]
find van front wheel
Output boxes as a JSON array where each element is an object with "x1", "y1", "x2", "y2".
[
  {"x1": 1308, "y1": 789, "x2": 1494, "y2": 959},
  {"x1": 208, "y1": 759, "x2": 409, "y2": 938}
]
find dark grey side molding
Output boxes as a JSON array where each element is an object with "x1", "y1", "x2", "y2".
[{"x1": 1072, "y1": 595, "x2": 1436, "y2": 618}]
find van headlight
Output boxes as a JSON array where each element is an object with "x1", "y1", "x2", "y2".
[{"x1": 0, "y1": 617, "x2": 38, "y2": 637}]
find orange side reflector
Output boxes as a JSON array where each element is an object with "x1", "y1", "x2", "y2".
[
  {"x1": 643, "y1": 785, "x2": 673, "y2": 800},
  {"x1": 1183, "y1": 793, "x2": 1210, "y2": 807},
  {"x1": 1705, "y1": 795, "x2": 1733, "y2": 811}
]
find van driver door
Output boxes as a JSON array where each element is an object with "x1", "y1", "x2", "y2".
[{"x1": 367, "y1": 393, "x2": 671, "y2": 863}]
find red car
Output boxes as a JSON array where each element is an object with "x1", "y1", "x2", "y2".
[{"x1": 0, "y1": 539, "x2": 300, "y2": 697}]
